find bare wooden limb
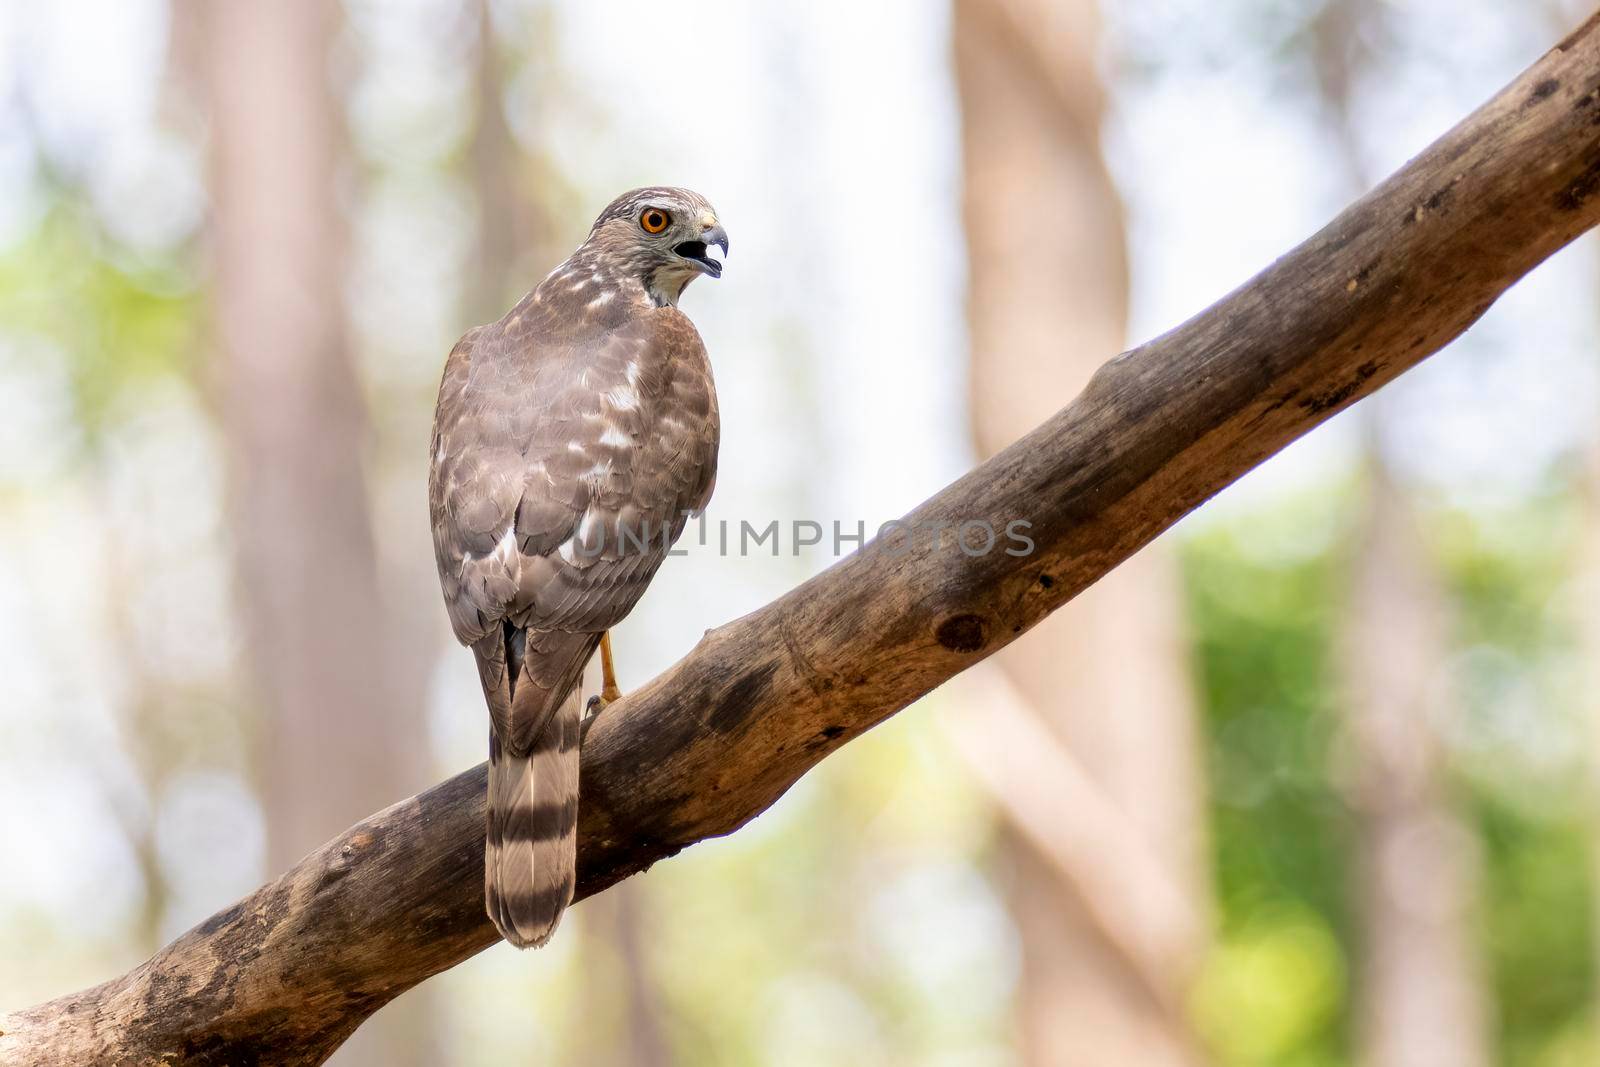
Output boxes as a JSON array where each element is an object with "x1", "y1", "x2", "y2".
[{"x1": 8, "y1": 13, "x2": 1600, "y2": 1064}]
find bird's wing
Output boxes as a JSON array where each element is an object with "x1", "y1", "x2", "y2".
[
  {"x1": 428, "y1": 302, "x2": 719, "y2": 750},
  {"x1": 511, "y1": 305, "x2": 719, "y2": 633},
  {"x1": 429, "y1": 324, "x2": 522, "y2": 647}
]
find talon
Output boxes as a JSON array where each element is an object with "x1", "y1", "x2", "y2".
[{"x1": 585, "y1": 685, "x2": 622, "y2": 722}]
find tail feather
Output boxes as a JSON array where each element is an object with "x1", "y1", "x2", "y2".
[{"x1": 486, "y1": 685, "x2": 582, "y2": 948}]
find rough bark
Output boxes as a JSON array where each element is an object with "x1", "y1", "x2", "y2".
[
  {"x1": 8, "y1": 13, "x2": 1600, "y2": 1063},
  {"x1": 954, "y1": 0, "x2": 1209, "y2": 1061}
]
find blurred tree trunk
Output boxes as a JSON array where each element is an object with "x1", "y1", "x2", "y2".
[
  {"x1": 195, "y1": 1, "x2": 431, "y2": 1063},
  {"x1": 611, "y1": 887, "x2": 674, "y2": 1067},
  {"x1": 470, "y1": 0, "x2": 533, "y2": 325},
  {"x1": 98, "y1": 498, "x2": 170, "y2": 954},
  {"x1": 954, "y1": 1, "x2": 1210, "y2": 1063},
  {"x1": 574, "y1": 890, "x2": 675, "y2": 1067},
  {"x1": 1308, "y1": 5, "x2": 1493, "y2": 1064},
  {"x1": 469, "y1": 0, "x2": 570, "y2": 324},
  {"x1": 1339, "y1": 457, "x2": 1491, "y2": 1067}
]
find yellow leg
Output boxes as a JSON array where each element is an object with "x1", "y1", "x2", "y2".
[{"x1": 599, "y1": 631, "x2": 622, "y2": 705}]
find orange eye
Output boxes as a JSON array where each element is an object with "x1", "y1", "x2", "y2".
[{"x1": 640, "y1": 208, "x2": 670, "y2": 234}]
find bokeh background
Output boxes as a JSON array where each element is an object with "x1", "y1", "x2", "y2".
[{"x1": 3, "y1": 1, "x2": 1599, "y2": 1064}]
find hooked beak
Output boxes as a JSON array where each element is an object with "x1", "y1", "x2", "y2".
[{"x1": 673, "y1": 222, "x2": 729, "y2": 279}]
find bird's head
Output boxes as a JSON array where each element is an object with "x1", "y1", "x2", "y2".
[{"x1": 583, "y1": 186, "x2": 728, "y2": 307}]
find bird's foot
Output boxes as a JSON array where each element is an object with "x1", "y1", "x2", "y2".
[
  {"x1": 584, "y1": 684, "x2": 624, "y2": 721},
  {"x1": 588, "y1": 631, "x2": 623, "y2": 721}
]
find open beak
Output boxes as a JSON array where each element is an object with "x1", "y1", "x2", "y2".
[{"x1": 673, "y1": 223, "x2": 729, "y2": 279}]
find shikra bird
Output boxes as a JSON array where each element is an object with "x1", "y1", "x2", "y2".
[{"x1": 428, "y1": 188, "x2": 726, "y2": 947}]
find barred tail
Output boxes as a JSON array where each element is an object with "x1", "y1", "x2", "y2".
[{"x1": 485, "y1": 686, "x2": 581, "y2": 948}]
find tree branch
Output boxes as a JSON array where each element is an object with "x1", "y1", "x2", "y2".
[{"x1": 8, "y1": 13, "x2": 1600, "y2": 1064}]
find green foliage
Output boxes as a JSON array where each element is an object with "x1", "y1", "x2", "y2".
[
  {"x1": 1426, "y1": 492, "x2": 1596, "y2": 1063},
  {"x1": 1477, "y1": 794, "x2": 1594, "y2": 1067},
  {"x1": 1194, "y1": 899, "x2": 1347, "y2": 1067},
  {"x1": 1183, "y1": 493, "x2": 1357, "y2": 1064},
  {"x1": 0, "y1": 191, "x2": 199, "y2": 443},
  {"x1": 1185, "y1": 482, "x2": 1598, "y2": 1066}
]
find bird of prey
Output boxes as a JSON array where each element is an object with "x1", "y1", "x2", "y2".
[{"x1": 428, "y1": 187, "x2": 726, "y2": 947}]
